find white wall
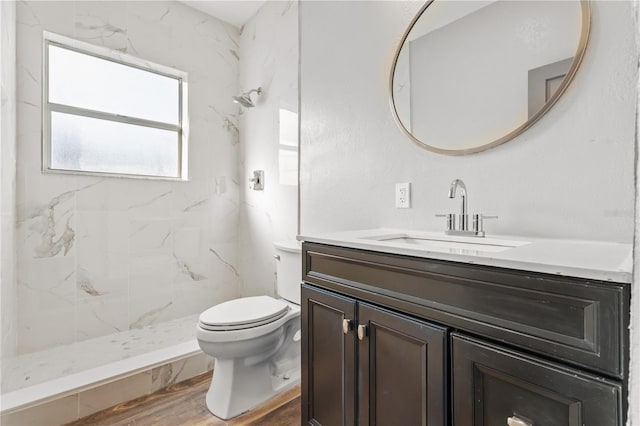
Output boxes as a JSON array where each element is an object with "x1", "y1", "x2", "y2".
[
  {"x1": 238, "y1": 1, "x2": 298, "y2": 298},
  {"x1": 12, "y1": 1, "x2": 241, "y2": 355},
  {"x1": 300, "y1": 0, "x2": 636, "y2": 244},
  {"x1": 1, "y1": 0, "x2": 17, "y2": 359},
  {"x1": 300, "y1": 0, "x2": 637, "y2": 423},
  {"x1": 630, "y1": 3, "x2": 640, "y2": 424}
]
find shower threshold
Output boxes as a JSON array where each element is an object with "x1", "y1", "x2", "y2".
[{"x1": 0, "y1": 314, "x2": 201, "y2": 415}]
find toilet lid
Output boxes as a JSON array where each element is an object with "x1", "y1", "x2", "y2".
[{"x1": 199, "y1": 296, "x2": 289, "y2": 330}]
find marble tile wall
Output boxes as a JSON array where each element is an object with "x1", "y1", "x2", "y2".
[
  {"x1": 14, "y1": 1, "x2": 241, "y2": 355},
  {"x1": 1, "y1": 352, "x2": 213, "y2": 426},
  {"x1": 1, "y1": 0, "x2": 17, "y2": 359},
  {"x1": 1, "y1": 314, "x2": 200, "y2": 393},
  {"x1": 1, "y1": 394, "x2": 79, "y2": 426},
  {"x1": 237, "y1": 1, "x2": 299, "y2": 298}
]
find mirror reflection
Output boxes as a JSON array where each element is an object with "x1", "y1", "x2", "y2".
[{"x1": 391, "y1": 0, "x2": 589, "y2": 155}]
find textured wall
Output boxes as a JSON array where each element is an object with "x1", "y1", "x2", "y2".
[
  {"x1": 300, "y1": 0, "x2": 636, "y2": 243},
  {"x1": 300, "y1": 1, "x2": 638, "y2": 423},
  {"x1": 629, "y1": 3, "x2": 639, "y2": 425},
  {"x1": 1, "y1": 0, "x2": 17, "y2": 359},
  {"x1": 237, "y1": 1, "x2": 298, "y2": 298},
  {"x1": 14, "y1": 1, "x2": 241, "y2": 354}
]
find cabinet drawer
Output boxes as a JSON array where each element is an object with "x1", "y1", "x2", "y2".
[
  {"x1": 452, "y1": 333, "x2": 622, "y2": 426},
  {"x1": 303, "y1": 243, "x2": 628, "y2": 377}
]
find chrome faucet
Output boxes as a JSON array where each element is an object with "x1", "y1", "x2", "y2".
[
  {"x1": 448, "y1": 179, "x2": 468, "y2": 231},
  {"x1": 436, "y1": 179, "x2": 498, "y2": 237}
]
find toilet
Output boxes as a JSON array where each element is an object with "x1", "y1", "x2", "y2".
[{"x1": 196, "y1": 240, "x2": 301, "y2": 420}]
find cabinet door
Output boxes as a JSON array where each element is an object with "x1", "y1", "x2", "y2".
[
  {"x1": 301, "y1": 284, "x2": 357, "y2": 426},
  {"x1": 452, "y1": 334, "x2": 622, "y2": 426},
  {"x1": 358, "y1": 303, "x2": 447, "y2": 426}
]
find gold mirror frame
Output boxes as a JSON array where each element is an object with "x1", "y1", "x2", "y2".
[{"x1": 389, "y1": 0, "x2": 591, "y2": 156}]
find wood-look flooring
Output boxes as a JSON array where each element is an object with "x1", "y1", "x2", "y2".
[{"x1": 65, "y1": 373, "x2": 301, "y2": 426}]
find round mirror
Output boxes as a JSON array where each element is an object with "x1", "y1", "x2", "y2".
[{"x1": 390, "y1": 0, "x2": 590, "y2": 155}]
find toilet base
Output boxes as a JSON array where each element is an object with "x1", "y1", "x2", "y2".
[
  {"x1": 198, "y1": 302, "x2": 301, "y2": 420},
  {"x1": 205, "y1": 357, "x2": 299, "y2": 420}
]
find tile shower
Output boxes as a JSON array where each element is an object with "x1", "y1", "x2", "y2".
[
  {"x1": 1, "y1": 0, "x2": 299, "y2": 422},
  {"x1": 4, "y1": 0, "x2": 240, "y2": 399}
]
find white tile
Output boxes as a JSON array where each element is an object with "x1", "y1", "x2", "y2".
[
  {"x1": 151, "y1": 352, "x2": 209, "y2": 392},
  {"x1": 123, "y1": 183, "x2": 181, "y2": 215},
  {"x1": 17, "y1": 256, "x2": 76, "y2": 303},
  {"x1": 171, "y1": 280, "x2": 219, "y2": 320},
  {"x1": 173, "y1": 254, "x2": 208, "y2": 284},
  {"x1": 16, "y1": 184, "x2": 77, "y2": 260},
  {"x1": 12, "y1": 0, "x2": 241, "y2": 361},
  {"x1": 2, "y1": 315, "x2": 199, "y2": 394},
  {"x1": 76, "y1": 296, "x2": 130, "y2": 341},
  {"x1": 16, "y1": 257, "x2": 76, "y2": 353},
  {"x1": 129, "y1": 253, "x2": 176, "y2": 296},
  {"x1": 75, "y1": 211, "x2": 128, "y2": 254},
  {"x1": 119, "y1": 2, "x2": 176, "y2": 65},
  {"x1": 74, "y1": 1, "x2": 128, "y2": 51},
  {"x1": 0, "y1": 395, "x2": 78, "y2": 426},
  {"x1": 172, "y1": 227, "x2": 202, "y2": 259},
  {"x1": 75, "y1": 212, "x2": 129, "y2": 301},
  {"x1": 128, "y1": 218, "x2": 174, "y2": 257},
  {"x1": 16, "y1": 301, "x2": 75, "y2": 354},
  {"x1": 128, "y1": 293, "x2": 176, "y2": 330},
  {"x1": 78, "y1": 372, "x2": 151, "y2": 418}
]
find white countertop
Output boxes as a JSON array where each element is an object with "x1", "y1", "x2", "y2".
[{"x1": 298, "y1": 228, "x2": 632, "y2": 284}]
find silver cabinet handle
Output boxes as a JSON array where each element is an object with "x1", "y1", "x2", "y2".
[
  {"x1": 342, "y1": 319, "x2": 352, "y2": 335},
  {"x1": 507, "y1": 416, "x2": 532, "y2": 426},
  {"x1": 357, "y1": 324, "x2": 368, "y2": 340}
]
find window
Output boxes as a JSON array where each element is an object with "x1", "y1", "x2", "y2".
[
  {"x1": 42, "y1": 32, "x2": 188, "y2": 180},
  {"x1": 278, "y1": 108, "x2": 298, "y2": 186}
]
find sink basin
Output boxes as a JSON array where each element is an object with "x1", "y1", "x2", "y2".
[{"x1": 363, "y1": 232, "x2": 529, "y2": 254}]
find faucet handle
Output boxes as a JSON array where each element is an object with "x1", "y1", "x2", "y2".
[
  {"x1": 472, "y1": 214, "x2": 498, "y2": 236},
  {"x1": 435, "y1": 213, "x2": 455, "y2": 231}
]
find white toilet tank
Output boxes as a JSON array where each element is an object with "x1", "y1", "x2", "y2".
[{"x1": 274, "y1": 240, "x2": 302, "y2": 304}]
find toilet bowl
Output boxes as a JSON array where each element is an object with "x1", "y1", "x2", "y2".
[{"x1": 196, "y1": 241, "x2": 301, "y2": 420}]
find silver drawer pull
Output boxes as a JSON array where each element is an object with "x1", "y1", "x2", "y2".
[
  {"x1": 357, "y1": 324, "x2": 368, "y2": 340},
  {"x1": 507, "y1": 416, "x2": 532, "y2": 426},
  {"x1": 342, "y1": 319, "x2": 352, "y2": 334}
]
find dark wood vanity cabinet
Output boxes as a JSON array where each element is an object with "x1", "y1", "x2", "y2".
[
  {"x1": 452, "y1": 334, "x2": 622, "y2": 426},
  {"x1": 301, "y1": 242, "x2": 629, "y2": 426},
  {"x1": 301, "y1": 284, "x2": 447, "y2": 426},
  {"x1": 301, "y1": 285, "x2": 357, "y2": 426},
  {"x1": 357, "y1": 303, "x2": 446, "y2": 426}
]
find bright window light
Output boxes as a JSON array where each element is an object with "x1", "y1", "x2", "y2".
[
  {"x1": 43, "y1": 32, "x2": 188, "y2": 180},
  {"x1": 278, "y1": 108, "x2": 298, "y2": 186}
]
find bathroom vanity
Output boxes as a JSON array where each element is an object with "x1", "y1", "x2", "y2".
[{"x1": 299, "y1": 230, "x2": 631, "y2": 425}]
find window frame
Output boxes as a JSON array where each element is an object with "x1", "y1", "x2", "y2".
[{"x1": 42, "y1": 31, "x2": 189, "y2": 181}]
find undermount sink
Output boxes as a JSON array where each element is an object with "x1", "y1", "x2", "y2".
[{"x1": 362, "y1": 232, "x2": 529, "y2": 253}]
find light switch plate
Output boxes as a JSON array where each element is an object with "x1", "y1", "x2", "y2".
[{"x1": 250, "y1": 170, "x2": 264, "y2": 190}]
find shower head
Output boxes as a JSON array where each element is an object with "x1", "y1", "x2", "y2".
[{"x1": 232, "y1": 87, "x2": 262, "y2": 108}]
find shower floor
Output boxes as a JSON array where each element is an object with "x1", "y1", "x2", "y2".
[{"x1": 1, "y1": 314, "x2": 200, "y2": 414}]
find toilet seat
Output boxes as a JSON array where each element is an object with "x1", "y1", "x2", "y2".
[
  {"x1": 199, "y1": 296, "x2": 289, "y2": 331},
  {"x1": 197, "y1": 302, "x2": 300, "y2": 344}
]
